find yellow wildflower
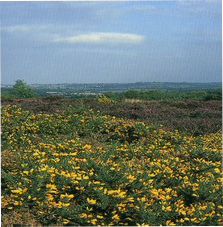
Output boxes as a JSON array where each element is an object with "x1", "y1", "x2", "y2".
[{"x1": 87, "y1": 198, "x2": 96, "y2": 204}]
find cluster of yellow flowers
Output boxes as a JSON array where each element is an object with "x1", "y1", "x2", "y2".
[
  {"x1": 1, "y1": 104, "x2": 222, "y2": 226},
  {"x1": 97, "y1": 94, "x2": 115, "y2": 103}
]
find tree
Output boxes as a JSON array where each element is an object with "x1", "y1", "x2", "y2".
[
  {"x1": 124, "y1": 90, "x2": 140, "y2": 99},
  {"x1": 11, "y1": 80, "x2": 36, "y2": 98}
]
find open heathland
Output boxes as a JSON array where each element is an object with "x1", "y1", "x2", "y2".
[{"x1": 1, "y1": 96, "x2": 223, "y2": 226}]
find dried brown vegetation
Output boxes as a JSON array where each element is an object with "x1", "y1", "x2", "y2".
[{"x1": 85, "y1": 99, "x2": 222, "y2": 136}]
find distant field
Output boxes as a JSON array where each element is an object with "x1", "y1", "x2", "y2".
[{"x1": 1, "y1": 82, "x2": 222, "y2": 97}]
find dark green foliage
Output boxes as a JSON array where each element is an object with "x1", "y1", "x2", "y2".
[
  {"x1": 12, "y1": 80, "x2": 37, "y2": 98},
  {"x1": 104, "y1": 89, "x2": 222, "y2": 101},
  {"x1": 202, "y1": 89, "x2": 222, "y2": 101}
]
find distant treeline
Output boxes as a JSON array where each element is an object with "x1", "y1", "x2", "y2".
[
  {"x1": 103, "y1": 89, "x2": 222, "y2": 101},
  {"x1": 1, "y1": 80, "x2": 222, "y2": 101}
]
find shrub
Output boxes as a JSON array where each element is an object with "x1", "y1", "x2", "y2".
[
  {"x1": 11, "y1": 80, "x2": 37, "y2": 98},
  {"x1": 97, "y1": 94, "x2": 115, "y2": 103},
  {"x1": 1, "y1": 104, "x2": 222, "y2": 226}
]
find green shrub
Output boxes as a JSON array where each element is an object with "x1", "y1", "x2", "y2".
[
  {"x1": 11, "y1": 80, "x2": 37, "y2": 98},
  {"x1": 1, "y1": 104, "x2": 222, "y2": 226}
]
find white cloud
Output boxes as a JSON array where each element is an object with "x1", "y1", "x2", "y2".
[
  {"x1": 3, "y1": 24, "x2": 33, "y2": 32},
  {"x1": 2, "y1": 24, "x2": 58, "y2": 43},
  {"x1": 3, "y1": 24, "x2": 52, "y2": 33},
  {"x1": 53, "y1": 32, "x2": 145, "y2": 44},
  {"x1": 0, "y1": 24, "x2": 145, "y2": 44},
  {"x1": 2, "y1": 24, "x2": 145, "y2": 45}
]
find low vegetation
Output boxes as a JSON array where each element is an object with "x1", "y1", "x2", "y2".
[
  {"x1": 104, "y1": 89, "x2": 222, "y2": 102},
  {"x1": 1, "y1": 92, "x2": 222, "y2": 225},
  {"x1": 86, "y1": 97, "x2": 222, "y2": 136}
]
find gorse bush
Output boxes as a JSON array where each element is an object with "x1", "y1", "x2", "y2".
[
  {"x1": 1, "y1": 104, "x2": 223, "y2": 226},
  {"x1": 97, "y1": 94, "x2": 115, "y2": 103}
]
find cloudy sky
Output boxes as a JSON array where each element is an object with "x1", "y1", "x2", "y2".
[{"x1": 1, "y1": 1, "x2": 222, "y2": 84}]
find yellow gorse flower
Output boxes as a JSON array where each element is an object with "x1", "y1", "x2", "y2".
[
  {"x1": 60, "y1": 193, "x2": 74, "y2": 199},
  {"x1": 2, "y1": 104, "x2": 222, "y2": 226},
  {"x1": 87, "y1": 198, "x2": 96, "y2": 204}
]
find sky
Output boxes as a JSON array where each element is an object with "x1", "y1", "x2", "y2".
[{"x1": 0, "y1": 0, "x2": 222, "y2": 84}]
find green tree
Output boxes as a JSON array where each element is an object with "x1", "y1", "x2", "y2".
[
  {"x1": 124, "y1": 90, "x2": 140, "y2": 99},
  {"x1": 11, "y1": 80, "x2": 36, "y2": 98}
]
